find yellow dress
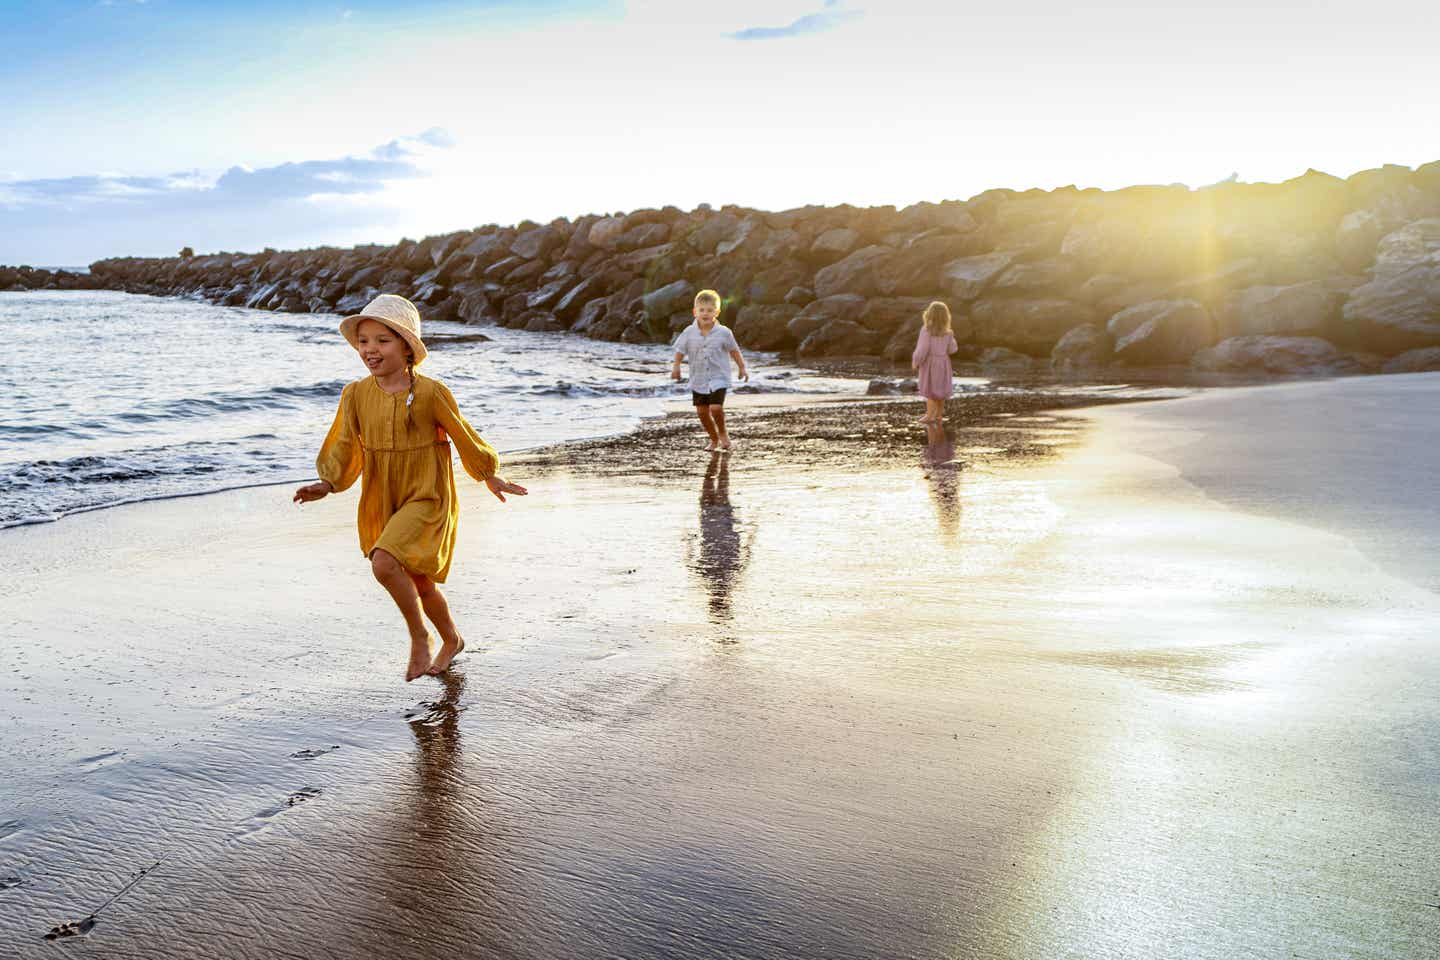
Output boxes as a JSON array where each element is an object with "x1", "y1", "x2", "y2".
[{"x1": 316, "y1": 374, "x2": 498, "y2": 583}]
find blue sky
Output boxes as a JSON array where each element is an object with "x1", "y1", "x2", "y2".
[{"x1": 4, "y1": 0, "x2": 1437, "y2": 264}]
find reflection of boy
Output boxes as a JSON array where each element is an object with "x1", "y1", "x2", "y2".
[{"x1": 671, "y1": 289, "x2": 748, "y2": 452}]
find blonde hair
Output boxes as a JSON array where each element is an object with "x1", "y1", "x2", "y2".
[
  {"x1": 923, "y1": 301, "x2": 952, "y2": 335},
  {"x1": 694, "y1": 289, "x2": 721, "y2": 310}
]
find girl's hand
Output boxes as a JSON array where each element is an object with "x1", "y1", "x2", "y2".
[
  {"x1": 485, "y1": 475, "x2": 529, "y2": 502},
  {"x1": 670, "y1": 366, "x2": 682, "y2": 381},
  {"x1": 293, "y1": 480, "x2": 333, "y2": 504},
  {"x1": 739, "y1": 368, "x2": 749, "y2": 382}
]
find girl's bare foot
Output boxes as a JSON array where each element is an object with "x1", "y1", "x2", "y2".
[
  {"x1": 427, "y1": 636, "x2": 466, "y2": 675},
  {"x1": 405, "y1": 634, "x2": 436, "y2": 682}
]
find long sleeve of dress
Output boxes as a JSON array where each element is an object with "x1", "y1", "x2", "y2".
[
  {"x1": 911, "y1": 331, "x2": 930, "y2": 370},
  {"x1": 433, "y1": 381, "x2": 499, "y2": 482},
  {"x1": 316, "y1": 383, "x2": 363, "y2": 492},
  {"x1": 946, "y1": 334, "x2": 958, "y2": 355}
]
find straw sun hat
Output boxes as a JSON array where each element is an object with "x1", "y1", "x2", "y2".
[{"x1": 339, "y1": 293, "x2": 428, "y2": 365}]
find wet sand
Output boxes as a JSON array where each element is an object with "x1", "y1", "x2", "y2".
[{"x1": 2, "y1": 378, "x2": 1437, "y2": 958}]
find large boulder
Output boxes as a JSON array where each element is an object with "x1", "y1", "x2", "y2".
[
  {"x1": 553, "y1": 274, "x2": 608, "y2": 325},
  {"x1": 1381, "y1": 346, "x2": 1440, "y2": 374},
  {"x1": 883, "y1": 316, "x2": 924, "y2": 362},
  {"x1": 874, "y1": 234, "x2": 983, "y2": 296},
  {"x1": 511, "y1": 226, "x2": 563, "y2": 261},
  {"x1": 1191, "y1": 336, "x2": 1371, "y2": 375},
  {"x1": 809, "y1": 227, "x2": 862, "y2": 263},
  {"x1": 970, "y1": 297, "x2": 1097, "y2": 354},
  {"x1": 1335, "y1": 210, "x2": 1387, "y2": 273},
  {"x1": 991, "y1": 217, "x2": 1069, "y2": 260},
  {"x1": 857, "y1": 297, "x2": 936, "y2": 336},
  {"x1": 586, "y1": 217, "x2": 628, "y2": 251},
  {"x1": 615, "y1": 223, "x2": 670, "y2": 252},
  {"x1": 746, "y1": 260, "x2": 810, "y2": 305},
  {"x1": 733, "y1": 304, "x2": 801, "y2": 351},
  {"x1": 615, "y1": 243, "x2": 677, "y2": 273},
  {"x1": 979, "y1": 347, "x2": 1037, "y2": 373},
  {"x1": 797, "y1": 319, "x2": 884, "y2": 358},
  {"x1": 1073, "y1": 273, "x2": 1173, "y2": 315},
  {"x1": 686, "y1": 213, "x2": 744, "y2": 256},
  {"x1": 1050, "y1": 323, "x2": 1114, "y2": 371},
  {"x1": 813, "y1": 245, "x2": 893, "y2": 298},
  {"x1": 461, "y1": 232, "x2": 512, "y2": 267},
  {"x1": 504, "y1": 259, "x2": 546, "y2": 284},
  {"x1": 457, "y1": 288, "x2": 499, "y2": 325},
  {"x1": 1342, "y1": 219, "x2": 1440, "y2": 353},
  {"x1": 787, "y1": 294, "x2": 866, "y2": 342},
  {"x1": 640, "y1": 280, "x2": 697, "y2": 331},
  {"x1": 1217, "y1": 281, "x2": 1348, "y2": 340},
  {"x1": 525, "y1": 278, "x2": 573, "y2": 311},
  {"x1": 1109, "y1": 299, "x2": 1216, "y2": 365},
  {"x1": 991, "y1": 257, "x2": 1079, "y2": 295},
  {"x1": 942, "y1": 253, "x2": 1014, "y2": 301}
]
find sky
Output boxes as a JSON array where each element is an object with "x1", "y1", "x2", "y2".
[{"x1": 3, "y1": 0, "x2": 1437, "y2": 264}]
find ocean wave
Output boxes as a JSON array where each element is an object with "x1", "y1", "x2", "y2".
[{"x1": 114, "y1": 379, "x2": 350, "y2": 423}]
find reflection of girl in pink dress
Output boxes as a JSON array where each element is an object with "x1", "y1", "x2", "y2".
[{"x1": 911, "y1": 301, "x2": 959, "y2": 424}]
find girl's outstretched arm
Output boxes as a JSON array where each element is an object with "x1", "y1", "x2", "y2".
[
  {"x1": 433, "y1": 381, "x2": 527, "y2": 502},
  {"x1": 309, "y1": 384, "x2": 362, "y2": 496}
]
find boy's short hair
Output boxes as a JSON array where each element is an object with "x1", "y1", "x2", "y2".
[{"x1": 694, "y1": 289, "x2": 721, "y2": 310}]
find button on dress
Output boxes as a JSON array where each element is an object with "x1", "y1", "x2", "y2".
[{"x1": 315, "y1": 375, "x2": 498, "y2": 583}]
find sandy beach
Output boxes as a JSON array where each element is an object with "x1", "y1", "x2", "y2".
[{"x1": 2, "y1": 377, "x2": 1438, "y2": 958}]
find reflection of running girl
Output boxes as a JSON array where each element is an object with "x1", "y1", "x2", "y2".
[{"x1": 687, "y1": 452, "x2": 755, "y2": 622}]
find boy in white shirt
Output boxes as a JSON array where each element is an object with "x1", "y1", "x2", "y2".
[{"x1": 670, "y1": 289, "x2": 749, "y2": 452}]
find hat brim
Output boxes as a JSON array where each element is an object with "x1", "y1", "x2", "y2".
[{"x1": 340, "y1": 313, "x2": 428, "y2": 365}]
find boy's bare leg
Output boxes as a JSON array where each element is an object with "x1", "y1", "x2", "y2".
[
  {"x1": 710, "y1": 405, "x2": 730, "y2": 450},
  {"x1": 696, "y1": 407, "x2": 720, "y2": 449},
  {"x1": 413, "y1": 573, "x2": 466, "y2": 674},
  {"x1": 371, "y1": 548, "x2": 433, "y2": 681}
]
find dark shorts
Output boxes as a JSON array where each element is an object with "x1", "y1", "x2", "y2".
[{"x1": 692, "y1": 388, "x2": 727, "y2": 407}]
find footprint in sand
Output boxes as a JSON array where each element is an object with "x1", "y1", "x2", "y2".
[
  {"x1": 1, "y1": 875, "x2": 25, "y2": 891},
  {"x1": 289, "y1": 746, "x2": 341, "y2": 760},
  {"x1": 229, "y1": 788, "x2": 323, "y2": 841},
  {"x1": 285, "y1": 787, "x2": 322, "y2": 807},
  {"x1": 43, "y1": 917, "x2": 98, "y2": 941},
  {"x1": 76, "y1": 750, "x2": 123, "y2": 771}
]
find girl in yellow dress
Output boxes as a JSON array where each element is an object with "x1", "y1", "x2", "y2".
[{"x1": 293, "y1": 294, "x2": 528, "y2": 681}]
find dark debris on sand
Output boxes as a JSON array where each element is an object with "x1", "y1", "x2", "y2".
[{"x1": 519, "y1": 387, "x2": 1162, "y2": 483}]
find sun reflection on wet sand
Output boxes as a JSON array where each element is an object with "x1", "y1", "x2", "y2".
[{"x1": 3, "y1": 385, "x2": 1437, "y2": 958}]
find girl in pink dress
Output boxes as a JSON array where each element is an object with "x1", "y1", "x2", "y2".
[{"x1": 911, "y1": 301, "x2": 959, "y2": 424}]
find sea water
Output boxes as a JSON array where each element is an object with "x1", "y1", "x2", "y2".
[{"x1": 0, "y1": 290, "x2": 861, "y2": 527}]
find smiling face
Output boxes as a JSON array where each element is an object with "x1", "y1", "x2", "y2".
[{"x1": 354, "y1": 318, "x2": 412, "y2": 377}]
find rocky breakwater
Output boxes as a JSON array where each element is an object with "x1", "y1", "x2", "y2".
[
  {"x1": 0, "y1": 265, "x2": 104, "y2": 292},
  {"x1": 81, "y1": 161, "x2": 1440, "y2": 377}
]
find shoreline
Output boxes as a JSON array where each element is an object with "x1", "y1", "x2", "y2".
[
  {"x1": 3, "y1": 374, "x2": 1436, "y2": 958},
  {"x1": 0, "y1": 375, "x2": 1175, "y2": 533}
]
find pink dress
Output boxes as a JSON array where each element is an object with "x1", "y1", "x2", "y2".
[{"x1": 912, "y1": 329, "x2": 959, "y2": 399}]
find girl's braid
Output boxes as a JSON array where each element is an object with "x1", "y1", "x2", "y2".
[{"x1": 405, "y1": 358, "x2": 416, "y2": 428}]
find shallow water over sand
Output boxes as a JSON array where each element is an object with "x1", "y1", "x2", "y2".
[
  {"x1": 0, "y1": 290, "x2": 859, "y2": 528},
  {"x1": 2, "y1": 382, "x2": 1438, "y2": 958}
]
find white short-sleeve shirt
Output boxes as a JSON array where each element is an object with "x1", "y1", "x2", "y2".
[{"x1": 673, "y1": 322, "x2": 740, "y2": 394}]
